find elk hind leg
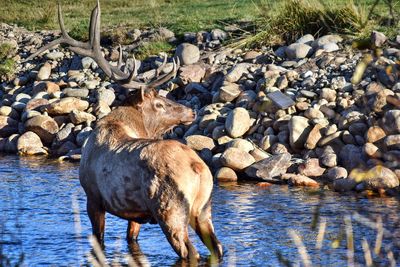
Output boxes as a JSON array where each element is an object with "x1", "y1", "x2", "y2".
[
  {"x1": 190, "y1": 203, "x2": 223, "y2": 258},
  {"x1": 157, "y1": 210, "x2": 199, "y2": 260},
  {"x1": 126, "y1": 221, "x2": 141, "y2": 242},
  {"x1": 87, "y1": 198, "x2": 105, "y2": 244}
]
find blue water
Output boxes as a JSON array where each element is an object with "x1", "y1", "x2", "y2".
[{"x1": 0, "y1": 155, "x2": 399, "y2": 266}]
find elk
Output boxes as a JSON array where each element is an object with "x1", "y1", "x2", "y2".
[{"x1": 28, "y1": 0, "x2": 223, "y2": 260}]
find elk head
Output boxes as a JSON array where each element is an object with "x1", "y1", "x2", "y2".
[{"x1": 124, "y1": 88, "x2": 196, "y2": 138}]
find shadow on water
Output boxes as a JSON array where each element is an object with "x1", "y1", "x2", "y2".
[{"x1": 1, "y1": 155, "x2": 400, "y2": 266}]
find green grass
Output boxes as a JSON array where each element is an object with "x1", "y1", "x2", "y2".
[
  {"x1": 135, "y1": 41, "x2": 174, "y2": 60},
  {"x1": 0, "y1": 43, "x2": 16, "y2": 81}
]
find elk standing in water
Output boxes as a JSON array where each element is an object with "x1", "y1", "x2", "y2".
[{"x1": 28, "y1": 1, "x2": 223, "y2": 259}]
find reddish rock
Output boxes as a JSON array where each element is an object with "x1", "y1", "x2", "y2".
[
  {"x1": 282, "y1": 174, "x2": 319, "y2": 187},
  {"x1": 298, "y1": 158, "x2": 326, "y2": 177},
  {"x1": 46, "y1": 97, "x2": 89, "y2": 115},
  {"x1": 365, "y1": 126, "x2": 386, "y2": 143},
  {"x1": 25, "y1": 98, "x2": 49, "y2": 111}
]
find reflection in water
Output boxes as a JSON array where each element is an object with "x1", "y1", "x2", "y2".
[{"x1": 0, "y1": 155, "x2": 400, "y2": 266}]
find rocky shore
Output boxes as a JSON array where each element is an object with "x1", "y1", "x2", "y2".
[{"x1": 1, "y1": 22, "x2": 400, "y2": 195}]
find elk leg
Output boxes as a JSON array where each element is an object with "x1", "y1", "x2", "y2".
[
  {"x1": 87, "y1": 198, "x2": 105, "y2": 244},
  {"x1": 190, "y1": 205, "x2": 223, "y2": 258},
  {"x1": 126, "y1": 221, "x2": 141, "y2": 242},
  {"x1": 156, "y1": 212, "x2": 199, "y2": 260}
]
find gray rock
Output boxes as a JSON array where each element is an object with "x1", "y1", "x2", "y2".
[
  {"x1": 175, "y1": 43, "x2": 200, "y2": 65},
  {"x1": 244, "y1": 153, "x2": 292, "y2": 182},
  {"x1": 185, "y1": 135, "x2": 215, "y2": 151},
  {"x1": 45, "y1": 51, "x2": 64, "y2": 61},
  {"x1": 371, "y1": 31, "x2": 387, "y2": 47},
  {"x1": 81, "y1": 57, "x2": 96, "y2": 69},
  {"x1": 225, "y1": 63, "x2": 249, "y2": 83},
  {"x1": 225, "y1": 107, "x2": 251, "y2": 138},
  {"x1": 333, "y1": 177, "x2": 357, "y2": 192},
  {"x1": 296, "y1": 34, "x2": 314, "y2": 45},
  {"x1": 226, "y1": 138, "x2": 254, "y2": 153},
  {"x1": 211, "y1": 29, "x2": 227, "y2": 41},
  {"x1": 289, "y1": 116, "x2": 311, "y2": 150},
  {"x1": 220, "y1": 147, "x2": 255, "y2": 171},
  {"x1": 63, "y1": 88, "x2": 89, "y2": 98},
  {"x1": 0, "y1": 115, "x2": 18, "y2": 137},
  {"x1": 322, "y1": 42, "x2": 340, "y2": 52},
  {"x1": 158, "y1": 27, "x2": 175, "y2": 39},
  {"x1": 214, "y1": 167, "x2": 237, "y2": 181},
  {"x1": 25, "y1": 115, "x2": 59, "y2": 144},
  {"x1": 312, "y1": 34, "x2": 343, "y2": 48},
  {"x1": 351, "y1": 166, "x2": 399, "y2": 190},
  {"x1": 17, "y1": 131, "x2": 47, "y2": 156},
  {"x1": 285, "y1": 43, "x2": 312, "y2": 59},
  {"x1": 37, "y1": 62, "x2": 51, "y2": 80},
  {"x1": 326, "y1": 167, "x2": 348, "y2": 181},
  {"x1": 339, "y1": 144, "x2": 366, "y2": 171},
  {"x1": 219, "y1": 81, "x2": 242, "y2": 102},
  {"x1": 69, "y1": 110, "x2": 96, "y2": 125},
  {"x1": 383, "y1": 110, "x2": 400, "y2": 134},
  {"x1": 96, "y1": 88, "x2": 116, "y2": 106}
]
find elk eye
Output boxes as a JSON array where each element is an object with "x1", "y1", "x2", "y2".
[{"x1": 155, "y1": 102, "x2": 164, "y2": 109}]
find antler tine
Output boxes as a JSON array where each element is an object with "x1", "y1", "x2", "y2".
[
  {"x1": 147, "y1": 57, "x2": 179, "y2": 88},
  {"x1": 92, "y1": 0, "x2": 101, "y2": 51},
  {"x1": 117, "y1": 45, "x2": 123, "y2": 69},
  {"x1": 128, "y1": 54, "x2": 138, "y2": 83},
  {"x1": 155, "y1": 53, "x2": 168, "y2": 77}
]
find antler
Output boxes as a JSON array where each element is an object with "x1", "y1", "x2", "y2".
[{"x1": 27, "y1": 0, "x2": 179, "y2": 90}]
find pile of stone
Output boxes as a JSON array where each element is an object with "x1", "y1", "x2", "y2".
[{"x1": 1, "y1": 22, "x2": 400, "y2": 195}]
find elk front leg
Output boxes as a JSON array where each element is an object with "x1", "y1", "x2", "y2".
[
  {"x1": 126, "y1": 221, "x2": 141, "y2": 242},
  {"x1": 87, "y1": 198, "x2": 105, "y2": 244}
]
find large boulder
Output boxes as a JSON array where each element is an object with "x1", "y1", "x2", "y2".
[
  {"x1": 220, "y1": 147, "x2": 255, "y2": 171},
  {"x1": 245, "y1": 153, "x2": 292, "y2": 182},
  {"x1": 0, "y1": 116, "x2": 18, "y2": 137},
  {"x1": 225, "y1": 107, "x2": 251, "y2": 138},
  {"x1": 184, "y1": 135, "x2": 215, "y2": 151},
  {"x1": 175, "y1": 43, "x2": 200, "y2": 65},
  {"x1": 25, "y1": 115, "x2": 59, "y2": 144},
  {"x1": 17, "y1": 131, "x2": 47, "y2": 155},
  {"x1": 350, "y1": 166, "x2": 399, "y2": 190},
  {"x1": 289, "y1": 116, "x2": 312, "y2": 150},
  {"x1": 46, "y1": 97, "x2": 89, "y2": 115}
]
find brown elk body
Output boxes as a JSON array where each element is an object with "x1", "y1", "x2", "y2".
[
  {"x1": 28, "y1": 1, "x2": 222, "y2": 259},
  {"x1": 80, "y1": 90, "x2": 222, "y2": 259}
]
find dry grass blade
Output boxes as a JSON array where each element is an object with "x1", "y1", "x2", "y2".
[
  {"x1": 288, "y1": 229, "x2": 312, "y2": 267},
  {"x1": 374, "y1": 216, "x2": 383, "y2": 255},
  {"x1": 89, "y1": 235, "x2": 109, "y2": 267},
  {"x1": 361, "y1": 238, "x2": 373, "y2": 267},
  {"x1": 387, "y1": 250, "x2": 396, "y2": 267},
  {"x1": 344, "y1": 216, "x2": 354, "y2": 267},
  {"x1": 315, "y1": 217, "x2": 326, "y2": 250}
]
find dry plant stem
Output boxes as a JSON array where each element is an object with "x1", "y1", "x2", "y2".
[
  {"x1": 374, "y1": 216, "x2": 383, "y2": 255},
  {"x1": 352, "y1": 213, "x2": 390, "y2": 236},
  {"x1": 361, "y1": 238, "x2": 373, "y2": 267},
  {"x1": 315, "y1": 217, "x2": 326, "y2": 250},
  {"x1": 89, "y1": 235, "x2": 109, "y2": 267},
  {"x1": 288, "y1": 229, "x2": 312, "y2": 267},
  {"x1": 387, "y1": 250, "x2": 396, "y2": 267},
  {"x1": 344, "y1": 216, "x2": 354, "y2": 267}
]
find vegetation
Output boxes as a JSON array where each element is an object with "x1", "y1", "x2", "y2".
[{"x1": 0, "y1": 43, "x2": 16, "y2": 81}]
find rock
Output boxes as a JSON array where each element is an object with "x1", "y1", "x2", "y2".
[
  {"x1": 250, "y1": 147, "x2": 270, "y2": 161},
  {"x1": 219, "y1": 81, "x2": 242, "y2": 102},
  {"x1": 211, "y1": 29, "x2": 227, "y2": 41},
  {"x1": 185, "y1": 135, "x2": 215, "y2": 151},
  {"x1": 333, "y1": 177, "x2": 357, "y2": 192},
  {"x1": 371, "y1": 31, "x2": 387, "y2": 47},
  {"x1": 322, "y1": 42, "x2": 340, "y2": 52},
  {"x1": 266, "y1": 91, "x2": 295, "y2": 109},
  {"x1": 289, "y1": 116, "x2": 312, "y2": 150},
  {"x1": 339, "y1": 144, "x2": 366, "y2": 171},
  {"x1": 0, "y1": 116, "x2": 18, "y2": 137},
  {"x1": 364, "y1": 142, "x2": 380, "y2": 158},
  {"x1": 304, "y1": 108, "x2": 324, "y2": 119},
  {"x1": 45, "y1": 51, "x2": 64, "y2": 61},
  {"x1": 384, "y1": 134, "x2": 400, "y2": 149},
  {"x1": 296, "y1": 34, "x2": 314, "y2": 45},
  {"x1": 312, "y1": 35, "x2": 343, "y2": 48},
  {"x1": 4, "y1": 134, "x2": 19, "y2": 153},
  {"x1": 215, "y1": 167, "x2": 237, "y2": 181},
  {"x1": 326, "y1": 167, "x2": 348, "y2": 181},
  {"x1": 69, "y1": 110, "x2": 96, "y2": 125},
  {"x1": 53, "y1": 123, "x2": 75, "y2": 147},
  {"x1": 25, "y1": 98, "x2": 49, "y2": 111},
  {"x1": 244, "y1": 153, "x2": 292, "y2": 182},
  {"x1": 226, "y1": 138, "x2": 254, "y2": 153},
  {"x1": 157, "y1": 27, "x2": 175, "y2": 39},
  {"x1": 366, "y1": 126, "x2": 386, "y2": 143},
  {"x1": 320, "y1": 152, "x2": 337, "y2": 168},
  {"x1": 350, "y1": 166, "x2": 399, "y2": 190},
  {"x1": 25, "y1": 115, "x2": 59, "y2": 144},
  {"x1": 0, "y1": 106, "x2": 18, "y2": 120},
  {"x1": 84, "y1": 80, "x2": 100, "y2": 89},
  {"x1": 320, "y1": 88, "x2": 336, "y2": 102},
  {"x1": 260, "y1": 135, "x2": 278, "y2": 151},
  {"x1": 305, "y1": 124, "x2": 323, "y2": 150},
  {"x1": 37, "y1": 62, "x2": 51, "y2": 80},
  {"x1": 285, "y1": 43, "x2": 312, "y2": 59},
  {"x1": 298, "y1": 158, "x2": 326, "y2": 177},
  {"x1": 225, "y1": 107, "x2": 251, "y2": 138},
  {"x1": 46, "y1": 97, "x2": 89, "y2": 115},
  {"x1": 81, "y1": 57, "x2": 95, "y2": 69},
  {"x1": 383, "y1": 110, "x2": 400, "y2": 134},
  {"x1": 283, "y1": 174, "x2": 319, "y2": 187},
  {"x1": 17, "y1": 131, "x2": 47, "y2": 156},
  {"x1": 96, "y1": 88, "x2": 115, "y2": 106},
  {"x1": 179, "y1": 64, "x2": 206, "y2": 83},
  {"x1": 56, "y1": 141, "x2": 77, "y2": 156},
  {"x1": 63, "y1": 88, "x2": 89, "y2": 98},
  {"x1": 33, "y1": 81, "x2": 60, "y2": 94},
  {"x1": 220, "y1": 147, "x2": 255, "y2": 171},
  {"x1": 225, "y1": 63, "x2": 249, "y2": 83},
  {"x1": 243, "y1": 51, "x2": 261, "y2": 62},
  {"x1": 175, "y1": 43, "x2": 200, "y2": 65}
]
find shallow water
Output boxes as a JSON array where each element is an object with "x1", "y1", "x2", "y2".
[{"x1": 1, "y1": 155, "x2": 399, "y2": 266}]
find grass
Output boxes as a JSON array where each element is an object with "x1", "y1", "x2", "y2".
[
  {"x1": 135, "y1": 41, "x2": 175, "y2": 60},
  {"x1": 0, "y1": 43, "x2": 16, "y2": 81}
]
